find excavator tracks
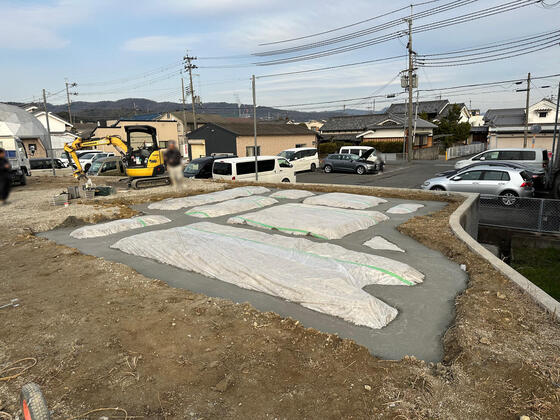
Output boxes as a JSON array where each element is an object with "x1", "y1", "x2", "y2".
[{"x1": 130, "y1": 176, "x2": 171, "y2": 190}]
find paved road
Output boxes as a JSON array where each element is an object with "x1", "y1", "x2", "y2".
[{"x1": 297, "y1": 160, "x2": 456, "y2": 189}]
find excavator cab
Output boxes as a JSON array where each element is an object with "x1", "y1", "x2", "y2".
[{"x1": 124, "y1": 126, "x2": 166, "y2": 178}]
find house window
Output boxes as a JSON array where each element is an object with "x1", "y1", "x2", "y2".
[
  {"x1": 295, "y1": 143, "x2": 306, "y2": 148},
  {"x1": 246, "y1": 146, "x2": 261, "y2": 156},
  {"x1": 539, "y1": 111, "x2": 548, "y2": 118}
]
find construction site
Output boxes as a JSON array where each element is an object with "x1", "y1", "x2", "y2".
[{"x1": 1, "y1": 174, "x2": 559, "y2": 420}]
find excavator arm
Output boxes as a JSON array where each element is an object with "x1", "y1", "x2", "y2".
[{"x1": 64, "y1": 136, "x2": 129, "y2": 179}]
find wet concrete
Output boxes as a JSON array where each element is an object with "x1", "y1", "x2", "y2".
[{"x1": 40, "y1": 190, "x2": 467, "y2": 362}]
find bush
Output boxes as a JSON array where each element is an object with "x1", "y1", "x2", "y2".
[
  {"x1": 361, "y1": 141, "x2": 403, "y2": 153},
  {"x1": 318, "y1": 141, "x2": 353, "y2": 156}
]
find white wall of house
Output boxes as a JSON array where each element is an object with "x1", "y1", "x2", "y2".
[
  {"x1": 528, "y1": 99, "x2": 559, "y2": 125},
  {"x1": 34, "y1": 111, "x2": 72, "y2": 134}
]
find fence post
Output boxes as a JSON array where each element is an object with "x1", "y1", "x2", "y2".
[{"x1": 537, "y1": 199, "x2": 544, "y2": 232}]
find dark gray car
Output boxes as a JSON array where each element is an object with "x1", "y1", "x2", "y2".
[{"x1": 320, "y1": 149, "x2": 377, "y2": 175}]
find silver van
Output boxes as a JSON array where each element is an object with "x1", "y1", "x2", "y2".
[{"x1": 455, "y1": 148, "x2": 549, "y2": 171}]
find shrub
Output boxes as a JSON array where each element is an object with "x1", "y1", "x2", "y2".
[
  {"x1": 362, "y1": 141, "x2": 403, "y2": 153},
  {"x1": 318, "y1": 141, "x2": 353, "y2": 155}
]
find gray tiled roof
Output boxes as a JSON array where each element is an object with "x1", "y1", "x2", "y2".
[
  {"x1": 320, "y1": 113, "x2": 437, "y2": 133},
  {"x1": 484, "y1": 108, "x2": 525, "y2": 127},
  {"x1": 207, "y1": 121, "x2": 317, "y2": 136},
  {"x1": 386, "y1": 100, "x2": 449, "y2": 116}
]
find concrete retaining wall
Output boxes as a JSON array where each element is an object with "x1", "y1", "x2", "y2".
[{"x1": 450, "y1": 193, "x2": 560, "y2": 320}]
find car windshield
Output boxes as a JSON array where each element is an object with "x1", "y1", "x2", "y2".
[
  {"x1": 278, "y1": 151, "x2": 295, "y2": 160},
  {"x1": 185, "y1": 162, "x2": 201, "y2": 173},
  {"x1": 348, "y1": 154, "x2": 360, "y2": 160},
  {"x1": 80, "y1": 153, "x2": 95, "y2": 160},
  {"x1": 88, "y1": 160, "x2": 103, "y2": 173},
  {"x1": 92, "y1": 154, "x2": 107, "y2": 161}
]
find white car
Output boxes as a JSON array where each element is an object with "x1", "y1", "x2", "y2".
[
  {"x1": 212, "y1": 156, "x2": 296, "y2": 183},
  {"x1": 79, "y1": 152, "x2": 114, "y2": 172},
  {"x1": 277, "y1": 147, "x2": 319, "y2": 172},
  {"x1": 454, "y1": 148, "x2": 549, "y2": 171}
]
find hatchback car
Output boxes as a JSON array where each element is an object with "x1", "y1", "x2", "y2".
[
  {"x1": 321, "y1": 149, "x2": 377, "y2": 175},
  {"x1": 421, "y1": 165, "x2": 534, "y2": 205}
]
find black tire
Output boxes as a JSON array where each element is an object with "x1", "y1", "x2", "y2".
[
  {"x1": 84, "y1": 163, "x2": 91, "y2": 172},
  {"x1": 356, "y1": 166, "x2": 366, "y2": 175},
  {"x1": 431, "y1": 186, "x2": 445, "y2": 191},
  {"x1": 499, "y1": 191, "x2": 518, "y2": 207},
  {"x1": 310, "y1": 163, "x2": 316, "y2": 172},
  {"x1": 324, "y1": 165, "x2": 333, "y2": 173},
  {"x1": 21, "y1": 383, "x2": 51, "y2": 420},
  {"x1": 281, "y1": 178, "x2": 290, "y2": 183},
  {"x1": 20, "y1": 172, "x2": 27, "y2": 186}
]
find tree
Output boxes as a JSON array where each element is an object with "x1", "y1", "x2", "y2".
[{"x1": 433, "y1": 104, "x2": 471, "y2": 148}]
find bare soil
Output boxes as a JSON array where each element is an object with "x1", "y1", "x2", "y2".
[{"x1": 0, "y1": 177, "x2": 559, "y2": 419}]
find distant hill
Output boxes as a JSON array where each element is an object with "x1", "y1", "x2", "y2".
[{"x1": 7, "y1": 98, "x2": 376, "y2": 123}]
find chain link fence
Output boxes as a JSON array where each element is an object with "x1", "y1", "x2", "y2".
[{"x1": 479, "y1": 196, "x2": 560, "y2": 233}]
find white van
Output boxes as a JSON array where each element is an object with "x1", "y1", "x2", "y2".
[
  {"x1": 0, "y1": 136, "x2": 30, "y2": 185},
  {"x1": 277, "y1": 147, "x2": 319, "y2": 172},
  {"x1": 340, "y1": 146, "x2": 376, "y2": 158},
  {"x1": 455, "y1": 148, "x2": 549, "y2": 171},
  {"x1": 212, "y1": 156, "x2": 296, "y2": 183}
]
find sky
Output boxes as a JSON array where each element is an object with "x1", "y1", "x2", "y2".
[{"x1": 1, "y1": 0, "x2": 559, "y2": 113}]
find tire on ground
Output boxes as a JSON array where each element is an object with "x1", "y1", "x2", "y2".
[{"x1": 21, "y1": 382, "x2": 51, "y2": 420}]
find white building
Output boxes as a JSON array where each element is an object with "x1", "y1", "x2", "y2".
[{"x1": 25, "y1": 106, "x2": 78, "y2": 157}]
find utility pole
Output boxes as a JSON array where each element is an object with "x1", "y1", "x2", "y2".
[
  {"x1": 524, "y1": 72, "x2": 531, "y2": 148},
  {"x1": 65, "y1": 81, "x2": 78, "y2": 125},
  {"x1": 181, "y1": 76, "x2": 188, "y2": 154},
  {"x1": 550, "y1": 82, "x2": 560, "y2": 176},
  {"x1": 42, "y1": 89, "x2": 56, "y2": 176},
  {"x1": 252, "y1": 75, "x2": 259, "y2": 181},
  {"x1": 406, "y1": 13, "x2": 414, "y2": 162},
  {"x1": 184, "y1": 54, "x2": 198, "y2": 131}
]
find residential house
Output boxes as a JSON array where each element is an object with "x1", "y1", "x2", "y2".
[
  {"x1": 91, "y1": 116, "x2": 180, "y2": 154},
  {"x1": 320, "y1": 113, "x2": 437, "y2": 149},
  {"x1": 186, "y1": 121, "x2": 318, "y2": 159},
  {"x1": 304, "y1": 120, "x2": 325, "y2": 132},
  {"x1": 386, "y1": 100, "x2": 471, "y2": 123},
  {"x1": 0, "y1": 103, "x2": 48, "y2": 157},
  {"x1": 485, "y1": 99, "x2": 559, "y2": 150},
  {"x1": 29, "y1": 109, "x2": 78, "y2": 158}
]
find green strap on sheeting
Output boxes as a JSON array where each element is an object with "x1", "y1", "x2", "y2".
[
  {"x1": 186, "y1": 211, "x2": 211, "y2": 218},
  {"x1": 137, "y1": 218, "x2": 147, "y2": 227},
  {"x1": 185, "y1": 225, "x2": 414, "y2": 286}
]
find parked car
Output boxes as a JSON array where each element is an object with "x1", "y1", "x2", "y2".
[
  {"x1": 184, "y1": 155, "x2": 238, "y2": 179},
  {"x1": 30, "y1": 158, "x2": 66, "y2": 170},
  {"x1": 87, "y1": 156, "x2": 127, "y2": 177},
  {"x1": 277, "y1": 147, "x2": 319, "y2": 172},
  {"x1": 421, "y1": 165, "x2": 534, "y2": 205},
  {"x1": 321, "y1": 149, "x2": 378, "y2": 175},
  {"x1": 79, "y1": 152, "x2": 114, "y2": 172},
  {"x1": 212, "y1": 156, "x2": 296, "y2": 183},
  {"x1": 339, "y1": 145, "x2": 375, "y2": 158},
  {"x1": 64, "y1": 150, "x2": 105, "y2": 168},
  {"x1": 454, "y1": 148, "x2": 549, "y2": 171},
  {"x1": 437, "y1": 161, "x2": 546, "y2": 190}
]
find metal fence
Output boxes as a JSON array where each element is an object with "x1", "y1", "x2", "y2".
[
  {"x1": 446, "y1": 143, "x2": 486, "y2": 160},
  {"x1": 479, "y1": 196, "x2": 560, "y2": 233}
]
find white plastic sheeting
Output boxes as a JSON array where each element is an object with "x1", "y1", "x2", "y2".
[
  {"x1": 303, "y1": 193, "x2": 387, "y2": 209},
  {"x1": 70, "y1": 215, "x2": 171, "y2": 239},
  {"x1": 269, "y1": 189, "x2": 315, "y2": 200},
  {"x1": 364, "y1": 236, "x2": 405, "y2": 253},
  {"x1": 228, "y1": 203, "x2": 389, "y2": 240},
  {"x1": 185, "y1": 196, "x2": 278, "y2": 218},
  {"x1": 111, "y1": 222, "x2": 424, "y2": 328},
  {"x1": 148, "y1": 186, "x2": 270, "y2": 211},
  {"x1": 386, "y1": 203, "x2": 425, "y2": 214}
]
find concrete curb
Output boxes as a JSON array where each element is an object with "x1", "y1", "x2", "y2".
[{"x1": 449, "y1": 192, "x2": 560, "y2": 321}]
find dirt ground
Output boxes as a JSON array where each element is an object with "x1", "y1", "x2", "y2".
[{"x1": 1, "y1": 176, "x2": 559, "y2": 419}]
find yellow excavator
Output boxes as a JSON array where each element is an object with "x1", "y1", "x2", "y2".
[{"x1": 64, "y1": 125, "x2": 171, "y2": 189}]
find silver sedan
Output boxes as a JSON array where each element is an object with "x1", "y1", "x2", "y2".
[{"x1": 421, "y1": 165, "x2": 534, "y2": 205}]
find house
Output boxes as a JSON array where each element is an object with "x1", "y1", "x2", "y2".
[
  {"x1": 0, "y1": 103, "x2": 48, "y2": 157},
  {"x1": 91, "y1": 116, "x2": 181, "y2": 154},
  {"x1": 319, "y1": 113, "x2": 437, "y2": 149},
  {"x1": 485, "y1": 99, "x2": 559, "y2": 150},
  {"x1": 304, "y1": 120, "x2": 325, "y2": 132},
  {"x1": 386, "y1": 100, "x2": 471, "y2": 123},
  {"x1": 29, "y1": 109, "x2": 78, "y2": 158},
  {"x1": 186, "y1": 121, "x2": 318, "y2": 159}
]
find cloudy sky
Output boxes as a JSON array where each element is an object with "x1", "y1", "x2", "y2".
[{"x1": 1, "y1": 0, "x2": 558, "y2": 112}]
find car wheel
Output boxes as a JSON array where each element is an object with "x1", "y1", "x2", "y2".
[
  {"x1": 20, "y1": 172, "x2": 27, "y2": 186},
  {"x1": 21, "y1": 382, "x2": 51, "y2": 420},
  {"x1": 324, "y1": 164, "x2": 333, "y2": 173},
  {"x1": 356, "y1": 166, "x2": 366, "y2": 175},
  {"x1": 500, "y1": 191, "x2": 518, "y2": 206},
  {"x1": 281, "y1": 178, "x2": 290, "y2": 183},
  {"x1": 431, "y1": 186, "x2": 445, "y2": 191},
  {"x1": 310, "y1": 163, "x2": 316, "y2": 172}
]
